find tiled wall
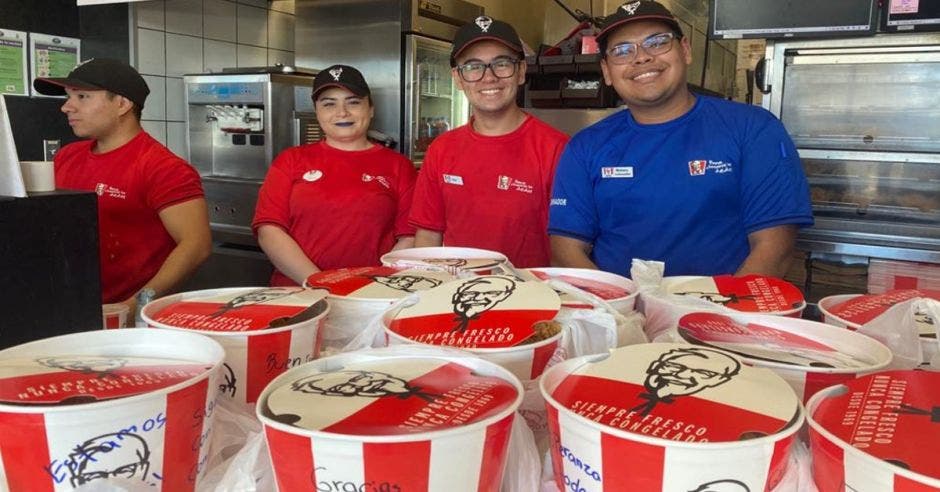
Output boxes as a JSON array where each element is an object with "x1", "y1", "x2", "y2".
[{"x1": 130, "y1": 0, "x2": 295, "y2": 157}]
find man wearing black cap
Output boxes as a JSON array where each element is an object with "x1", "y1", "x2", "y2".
[
  {"x1": 548, "y1": 1, "x2": 812, "y2": 278},
  {"x1": 409, "y1": 16, "x2": 569, "y2": 268},
  {"x1": 34, "y1": 58, "x2": 211, "y2": 317}
]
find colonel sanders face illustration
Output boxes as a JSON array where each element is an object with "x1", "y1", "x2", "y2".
[
  {"x1": 37, "y1": 356, "x2": 127, "y2": 377},
  {"x1": 211, "y1": 287, "x2": 303, "y2": 317},
  {"x1": 424, "y1": 258, "x2": 468, "y2": 268},
  {"x1": 291, "y1": 370, "x2": 415, "y2": 398},
  {"x1": 219, "y1": 363, "x2": 237, "y2": 398},
  {"x1": 689, "y1": 480, "x2": 750, "y2": 492},
  {"x1": 674, "y1": 291, "x2": 753, "y2": 306},
  {"x1": 370, "y1": 275, "x2": 442, "y2": 293},
  {"x1": 452, "y1": 276, "x2": 516, "y2": 322},
  {"x1": 68, "y1": 432, "x2": 151, "y2": 487},
  {"x1": 645, "y1": 348, "x2": 741, "y2": 400}
]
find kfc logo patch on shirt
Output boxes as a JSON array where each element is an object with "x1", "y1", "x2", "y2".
[
  {"x1": 303, "y1": 170, "x2": 323, "y2": 182},
  {"x1": 689, "y1": 160, "x2": 734, "y2": 176},
  {"x1": 362, "y1": 173, "x2": 390, "y2": 188},
  {"x1": 689, "y1": 160, "x2": 707, "y2": 176},
  {"x1": 443, "y1": 174, "x2": 464, "y2": 186},
  {"x1": 94, "y1": 182, "x2": 127, "y2": 199},
  {"x1": 601, "y1": 166, "x2": 634, "y2": 178},
  {"x1": 496, "y1": 175, "x2": 534, "y2": 193}
]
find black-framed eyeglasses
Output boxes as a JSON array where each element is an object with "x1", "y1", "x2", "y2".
[
  {"x1": 605, "y1": 32, "x2": 676, "y2": 65},
  {"x1": 455, "y1": 58, "x2": 520, "y2": 82}
]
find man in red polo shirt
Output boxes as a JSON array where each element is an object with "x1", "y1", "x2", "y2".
[
  {"x1": 34, "y1": 58, "x2": 211, "y2": 317},
  {"x1": 409, "y1": 16, "x2": 569, "y2": 268}
]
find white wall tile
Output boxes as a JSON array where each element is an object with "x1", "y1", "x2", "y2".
[
  {"x1": 136, "y1": 28, "x2": 166, "y2": 76},
  {"x1": 166, "y1": 121, "x2": 187, "y2": 159},
  {"x1": 135, "y1": 0, "x2": 165, "y2": 30},
  {"x1": 204, "y1": 0, "x2": 237, "y2": 42},
  {"x1": 204, "y1": 39, "x2": 236, "y2": 72},
  {"x1": 267, "y1": 10, "x2": 293, "y2": 51},
  {"x1": 142, "y1": 120, "x2": 168, "y2": 145},
  {"x1": 237, "y1": 4, "x2": 268, "y2": 47},
  {"x1": 269, "y1": 0, "x2": 294, "y2": 14},
  {"x1": 237, "y1": 44, "x2": 267, "y2": 67},
  {"x1": 165, "y1": 77, "x2": 186, "y2": 121},
  {"x1": 166, "y1": 34, "x2": 204, "y2": 77},
  {"x1": 267, "y1": 49, "x2": 293, "y2": 67},
  {"x1": 165, "y1": 0, "x2": 203, "y2": 36},
  {"x1": 141, "y1": 75, "x2": 166, "y2": 120}
]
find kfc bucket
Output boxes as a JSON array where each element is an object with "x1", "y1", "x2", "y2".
[
  {"x1": 256, "y1": 347, "x2": 523, "y2": 492},
  {"x1": 381, "y1": 246, "x2": 507, "y2": 274},
  {"x1": 818, "y1": 289, "x2": 940, "y2": 364},
  {"x1": 807, "y1": 371, "x2": 940, "y2": 491},
  {"x1": 141, "y1": 287, "x2": 329, "y2": 407},
  {"x1": 540, "y1": 343, "x2": 802, "y2": 491},
  {"x1": 0, "y1": 328, "x2": 224, "y2": 491},
  {"x1": 674, "y1": 312, "x2": 893, "y2": 402},
  {"x1": 641, "y1": 274, "x2": 806, "y2": 341},
  {"x1": 383, "y1": 275, "x2": 563, "y2": 381},
  {"x1": 523, "y1": 267, "x2": 638, "y2": 315},
  {"x1": 305, "y1": 266, "x2": 454, "y2": 348}
]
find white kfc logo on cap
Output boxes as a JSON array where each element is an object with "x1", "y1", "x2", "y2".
[
  {"x1": 328, "y1": 67, "x2": 343, "y2": 81},
  {"x1": 622, "y1": 1, "x2": 641, "y2": 15}
]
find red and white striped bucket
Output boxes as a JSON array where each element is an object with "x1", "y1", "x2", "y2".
[
  {"x1": 807, "y1": 370, "x2": 940, "y2": 491},
  {"x1": 0, "y1": 328, "x2": 224, "y2": 491},
  {"x1": 818, "y1": 290, "x2": 940, "y2": 365},
  {"x1": 381, "y1": 246, "x2": 507, "y2": 275},
  {"x1": 523, "y1": 267, "x2": 638, "y2": 315},
  {"x1": 305, "y1": 267, "x2": 455, "y2": 348},
  {"x1": 256, "y1": 348, "x2": 523, "y2": 492},
  {"x1": 540, "y1": 343, "x2": 802, "y2": 491},
  {"x1": 141, "y1": 287, "x2": 329, "y2": 407},
  {"x1": 382, "y1": 275, "x2": 563, "y2": 381},
  {"x1": 674, "y1": 312, "x2": 893, "y2": 402},
  {"x1": 102, "y1": 303, "x2": 129, "y2": 329}
]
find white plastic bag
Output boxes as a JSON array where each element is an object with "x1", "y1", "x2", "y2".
[
  {"x1": 856, "y1": 298, "x2": 932, "y2": 369},
  {"x1": 501, "y1": 412, "x2": 542, "y2": 492},
  {"x1": 196, "y1": 400, "x2": 275, "y2": 492}
]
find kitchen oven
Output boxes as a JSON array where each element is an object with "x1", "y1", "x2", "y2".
[{"x1": 761, "y1": 33, "x2": 940, "y2": 265}]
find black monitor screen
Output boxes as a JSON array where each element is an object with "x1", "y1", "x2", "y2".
[
  {"x1": 709, "y1": 0, "x2": 878, "y2": 39},
  {"x1": 883, "y1": 0, "x2": 940, "y2": 32}
]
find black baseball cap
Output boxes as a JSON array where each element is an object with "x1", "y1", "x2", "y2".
[
  {"x1": 312, "y1": 65, "x2": 371, "y2": 100},
  {"x1": 597, "y1": 0, "x2": 684, "y2": 43},
  {"x1": 33, "y1": 58, "x2": 150, "y2": 108},
  {"x1": 451, "y1": 16, "x2": 523, "y2": 67}
]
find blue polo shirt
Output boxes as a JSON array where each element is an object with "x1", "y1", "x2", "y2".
[{"x1": 548, "y1": 96, "x2": 813, "y2": 277}]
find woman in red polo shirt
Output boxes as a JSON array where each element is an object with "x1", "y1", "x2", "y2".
[{"x1": 252, "y1": 65, "x2": 416, "y2": 286}]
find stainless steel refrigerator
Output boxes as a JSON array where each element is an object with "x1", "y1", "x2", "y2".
[{"x1": 296, "y1": 0, "x2": 481, "y2": 165}]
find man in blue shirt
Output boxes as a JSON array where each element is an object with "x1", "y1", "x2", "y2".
[{"x1": 548, "y1": 0, "x2": 812, "y2": 278}]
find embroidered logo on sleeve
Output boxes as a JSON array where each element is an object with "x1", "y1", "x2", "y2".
[
  {"x1": 689, "y1": 160, "x2": 734, "y2": 176},
  {"x1": 303, "y1": 170, "x2": 323, "y2": 182},
  {"x1": 496, "y1": 175, "x2": 534, "y2": 193},
  {"x1": 95, "y1": 182, "x2": 126, "y2": 199},
  {"x1": 443, "y1": 174, "x2": 464, "y2": 186},
  {"x1": 601, "y1": 166, "x2": 634, "y2": 178}
]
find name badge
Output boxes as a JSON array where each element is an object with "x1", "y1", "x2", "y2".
[
  {"x1": 443, "y1": 174, "x2": 464, "y2": 186},
  {"x1": 601, "y1": 166, "x2": 634, "y2": 178}
]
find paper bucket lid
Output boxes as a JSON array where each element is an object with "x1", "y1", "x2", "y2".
[
  {"x1": 380, "y1": 247, "x2": 507, "y2": 272},
  {"x1": 676, "y1": 312, "x2": 892, "y2": 372},
  {"x1": 827, "y1": 289, "x2": 940, "y2": 337},
  {"x1": 260, "y1": 352, "x2": 521, "y2": 436},
  {"x1": 386, "y1": 275, "x2": 561, "y2": 349},
  {"x1": 665, "y1": 275, "x2": 805, "y2": 313},
  {"x1": 543, "y1": 343, "x2": 800, "y2": 443},
  {"x1": 524, "y1": 267, "x2": 635, "y2": 305},
  {"x1": 142, "y1": 287, "x2": 328, "y2": 333},
  {"x1": 0, "y1": 329, "x2": 220, "y2": 406},
  {"x1": 305, "y1": 266, "x2": 455, "y2": 300},
  {"x1": 809, "y1": 370, "x2": 940, "y2": 482}
]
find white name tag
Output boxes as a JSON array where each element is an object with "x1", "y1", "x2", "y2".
[
  {"x1": 443, "y1": 174, "x2": 464, "y2": 185},
  {"x1": 601, "y1": 166, "x2": 634, "y2": 178}
]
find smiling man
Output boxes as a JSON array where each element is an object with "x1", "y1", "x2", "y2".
[
  {"x1": 33, "y1": 58, "x2": 211, "y2": 316},
  {"x1": 409, "y1": 16, "x2": 569, "y2": 268},
  {"x1": 548, "y1": 1, "x2": 813, "y2": 278}
]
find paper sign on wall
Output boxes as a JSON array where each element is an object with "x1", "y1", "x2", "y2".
[
  {"x1": 29, "y1": 33, "x2": 80, "y2": 98},
  {"x1": 0, "y1": 29, "x2": 28, "y2": 96}
]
